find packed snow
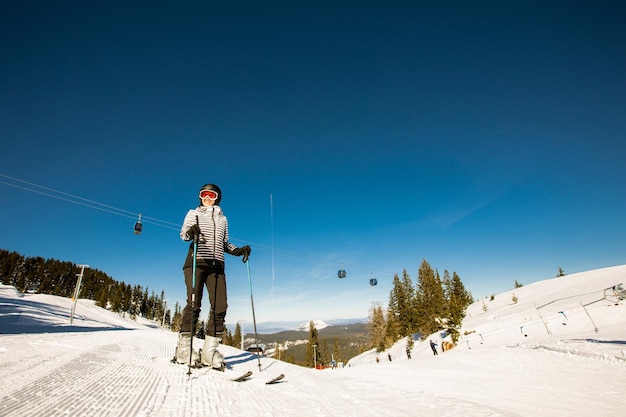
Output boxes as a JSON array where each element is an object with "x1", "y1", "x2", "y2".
[{"x1": 1, "y1": 265, "x2": 625, "y2": 417}]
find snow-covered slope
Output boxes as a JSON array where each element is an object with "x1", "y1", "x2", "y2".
[
  {"x1": 1, "y1": 265, "x2": 625, "y2": 417},
  {"x1": 294, "y1": 319, "x2": 330, "y2": 331}
]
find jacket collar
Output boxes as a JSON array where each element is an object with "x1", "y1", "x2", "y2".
[{"x1": 198, "y1": 205, "x2": 222, "y2": 215}]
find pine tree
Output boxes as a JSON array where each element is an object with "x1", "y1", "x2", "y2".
[
  {"x1": 197, "y1": 320, "x2": 206, "y2": 339},
  {"x1": 414, "y1": 259, "x2": 446, "y2": 338},
  {"x1": 121, "y1": 283, "x2": 132, "y2": 315},
  {"x1": 155, "y1": 290, "x2": 166, "y2": 326},
  {"x1": 232, "y1": 322, "x2": 243, "y2": 349},
  {"x1": 406, "y1": 335, "x2": 414, "y2": 351},
  {"x1": 141, "y1": 288, "x2": 149, "y2": 318},
  {"x1": 386, "y1": 274, "x2": 402, "y2": 340},
  {"x1": 332, "y1": 337, "x2": 341, "y2": 364},
  {"x1": 445, "y1": 271, "x2": 473, "y2": 343},
  {"x1": 130, "y1": 285, "x2": 143, "y2": 319},
  {"x1": 384, "y1": 309, "x2": 396, "y2": 348},
  {"x1": 171, "y1": 302, "x2": 183, "y2": 332},
  {"x1": 221, "y1": 328, "x2": 229, "y2": 343},
  {"x1": 368, "y1": 302, "x2": 388, "y2": 353},
  {"x1": 306, "y1": 321, "x2": 320, "y2": 368},
  {"x1": 110, "y1": 283, "x2": 123, "y2": 313},
  {"x1": 401, "y1": 269, "x2": 416, "y2": 334},
  {"x1": 163, "y1": 308, "x2": 171, "y2": 329},
  {"x1": 387, "y1": 269, "x2": 418, "y2": 341},
  {"x1": 96, "y1": 286, "x2": 109, "y2": 309},
  {"x1": 320, "y1": 339, "x2": 329, "y2": 367}
]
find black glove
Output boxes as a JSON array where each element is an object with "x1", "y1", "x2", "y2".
[
  {"x1": 234, "y1": 245, "x2": 251, "y2": 263},
  {"x1": 187, "y1": 224, "x2": 200, "y2": 241}
]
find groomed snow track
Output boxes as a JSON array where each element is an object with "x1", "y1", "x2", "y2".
[{"x1": 0, "y1": 329, "x2": 517, "y2": 417}]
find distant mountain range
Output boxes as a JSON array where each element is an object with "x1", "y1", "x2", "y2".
[
  {"x1": 230, "y1": 317, "x2": 367, "y2": 334},
  {"x1": 239, "y1": 319, "x2": 371, "y2": 366}
]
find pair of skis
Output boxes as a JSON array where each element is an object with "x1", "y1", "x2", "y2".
[
  {"x1": 167, "y1": 361, "x2": 284, "y2": 384},
  {"x1": 166, "y1": 350, "x2": 285, "y2": 385},
  {"x1": 167, "y1": 356, "x2": 285, "y2": 384},
  {"x1": 230, "y1": 370, "x2": 285, "y2": 384}
]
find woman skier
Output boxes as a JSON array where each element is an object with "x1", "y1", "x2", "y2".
[{"x1": 174, "y1": 183, "x2": 251, "y2": 369}]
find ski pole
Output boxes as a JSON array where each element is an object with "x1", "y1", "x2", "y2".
[
  {"x1": 188, "y1": 216, "x2": 200, "y2": 377},
  {"x1": 245, "y1": 259, "x2": 262, "y2": 372}
]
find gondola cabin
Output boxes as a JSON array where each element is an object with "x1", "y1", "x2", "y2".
[
  {"x1": 337, "y1": 263, "x2": 347, "y2": 279},
  {"x1": 134, "y1": 214, "x2": 143, "y2": 235},
  {"x1": 369, "y1": 278, "x2": 377, "y2": 286}
]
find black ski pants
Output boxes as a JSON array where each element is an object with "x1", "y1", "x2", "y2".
[{"x1": 180, "y1": 266, "x2": 228, "y2": 337}]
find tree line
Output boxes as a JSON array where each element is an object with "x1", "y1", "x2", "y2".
[
  {"x1": 369, "y1": 259, "x2": 474, "y2": 352},
  {"x1": 1, "y1": 249, "x2": 474, "y2": 356},
  {"x1": 0, "y1": 249, "x2": 171, "y2": 326}
]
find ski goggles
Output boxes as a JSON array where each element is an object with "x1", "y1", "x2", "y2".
[{"x1": 199, "y1": 189, "x2": 219, "y2": 200}]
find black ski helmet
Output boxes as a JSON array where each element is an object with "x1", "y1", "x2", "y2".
[{"x1": 198, "y1": 183, "x2": 222, "y2": 206}]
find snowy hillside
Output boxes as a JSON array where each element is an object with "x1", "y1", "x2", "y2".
[{"x1": 1, "y1": 265, "x2": 626, "y2": 417}]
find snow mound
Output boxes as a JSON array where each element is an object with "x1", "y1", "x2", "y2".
[{"x1": 294, "y1": 319, "x2": 329, "y2": 331}]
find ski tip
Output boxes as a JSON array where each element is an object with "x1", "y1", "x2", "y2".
[
  {"x1": 231, "y1": 370, "x2": 253, "y2": 382},
  {"x1": 265, "y1": 373, "x2": 285, "y2": 384}
]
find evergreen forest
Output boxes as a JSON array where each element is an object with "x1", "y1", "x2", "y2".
[
  {"x1": 369, "y1": 259, "x2": 474, "y2": 352},
  {"x1": 0, "y1": 249, "x2": 173, "y2": 327}
]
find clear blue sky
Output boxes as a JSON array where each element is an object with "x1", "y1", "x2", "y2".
[{"x1": 1, "y1": 1, "x2": 625, "y2": 324}]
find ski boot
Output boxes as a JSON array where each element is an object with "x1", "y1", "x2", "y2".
[
  {"x1": 201, "y1": 335, "x2": 225, "y2": 370},
  {"x1": 174, "y1": 332, "x2": 200, "y2": 365}
]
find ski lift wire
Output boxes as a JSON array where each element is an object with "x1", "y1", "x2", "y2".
[
  {"x1": 0, "y1": 179, "x2": 139, "y2": 220},
  {"x1": 1, "y1": 174, "x2": 182, "y2": 231},
  {"x1": 1, "y1": 173, "x2": 137, "y2": 217},
  {"x1": 1, "y1": 173, "x2": 400, "y2": 279}
]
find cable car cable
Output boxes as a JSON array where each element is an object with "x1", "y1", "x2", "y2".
[{"x1": 1, "y1": 173, "x2": 399, "y2": 281}]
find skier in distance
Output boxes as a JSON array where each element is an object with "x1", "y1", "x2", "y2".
[
  {"x1": 430, "y1": 339, "x2": 439, "y2": 355},
  {"x1": 174, "y1": 183, "x2": 251, "y2": 369}
]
